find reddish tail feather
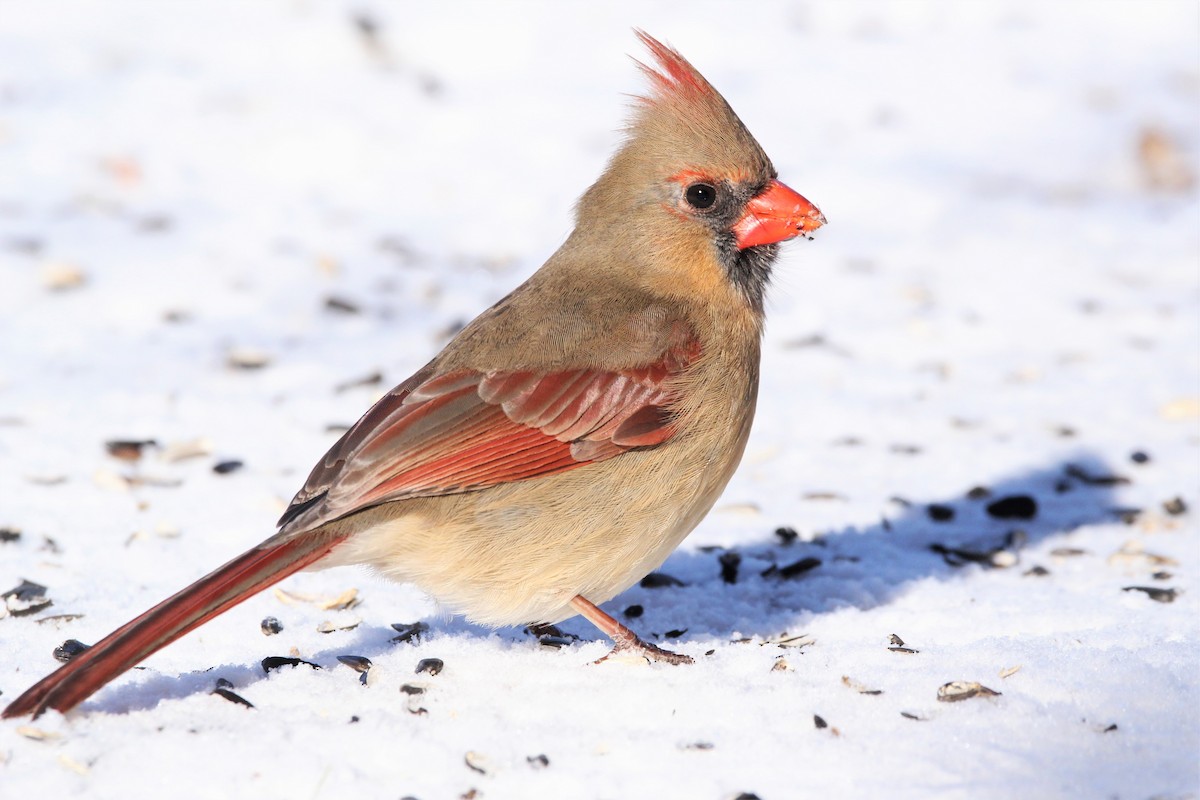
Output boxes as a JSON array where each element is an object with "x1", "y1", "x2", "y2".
[{"x1": 3, "y1": 530, "x2": 347, "y2": 719}]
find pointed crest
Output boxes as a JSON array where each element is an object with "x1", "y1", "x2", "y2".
[{"x1": 632, "y1": 29, "x2": 717, "y2": 108}]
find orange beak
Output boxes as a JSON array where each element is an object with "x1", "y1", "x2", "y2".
[{"x1": 731, "y1": 179, "x2": 826, "y2": 250}]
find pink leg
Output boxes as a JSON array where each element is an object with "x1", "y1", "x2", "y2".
[{"x1": 570, "y1": 596, "x2": 693, "y2": 665}]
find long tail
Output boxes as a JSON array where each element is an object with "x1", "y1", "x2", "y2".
[{"x1": 3, "y1": 529, "x2": 347, "y2": 719}]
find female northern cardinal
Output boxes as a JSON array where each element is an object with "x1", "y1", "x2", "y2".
[{"x1": 4, "y1": 31, "x2": 824, "y2": 718}]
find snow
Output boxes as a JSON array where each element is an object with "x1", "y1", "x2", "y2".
[{"x1": 1, "y1": 2, "x2": 1197, "y2": 798}]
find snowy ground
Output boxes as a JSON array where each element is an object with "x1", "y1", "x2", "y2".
[{"x1": 1, "y1": 2, "x2": 1197, "y2": 798}]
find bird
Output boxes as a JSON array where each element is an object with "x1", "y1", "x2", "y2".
[{"x1": 3, "y1": 30, "x2": 824, "y2": 719}]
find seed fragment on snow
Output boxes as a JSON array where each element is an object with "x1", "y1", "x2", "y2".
[
  {"x1": 1163, "y1": 496, "x2": 1188, "y2": 516},
  {"x1": 999, "y1": 665, "x2": 1022, "y2": 679},
  {"x1": 16, "y1": 725, "x2": 60, "y2": 741},
  {"x1": 3, "y1": 579, "x2": 52, "y2": 617},
  {"x1": 889, "y1": 646, "x2": 920, "y2": 654},
  {"x1": 36, "y1": 613, "x2": 84, "y2": 626},
  {"x1": 640, "y1": 572, "x2": 686, "y2": 588},
  {"x1": 317, "y1": 617, "x2": 361, "y2": 634},
  {"x1": 41, "y1": 262, "x2": 87, "y2": 291},
  {"x1": 104, "y1": 439, "x2": 157, "y2": 461},
  {"x1": 1122, "y1": 585, "x2": 1177, "y2": 603},
  {"x1": 842, "y1": 675, "x2": 883, "y2": 695},
  {"x1": 623, "y1": 604, "x2": 643, "y2": 619},
  {"x1": 813, "y1": 714, "x2": 828, "y2": 729},
  {"x1": 719, "y1": 551, "x2": 742, "y2": 584},
  {"x1": 337, "y1": 655, "x2": 372, "y2": 685},
  {"x1": 159, "y1": 437, "x2": 213, "y2": 463},
  {"x1": 888, "y1": 634, "x2": 905, "y2": 647},
  {"x1": 900, "y1": 711, "x2": 928, "y2": 721},
  {"x1": 527, "y1": 754, "x2": 550, "y2": 769},
  {"x1": 212, "y1": 459, "x2": 243, "y2": 475},
  {"x1": 391, "y1": 621, "x2": 430, "y2": 643},
  {"x1": 1064, "y1": 464, "x2": 1129, "y2": 487},
  {"x1": 226, "y1": 347, "x2": 271, "y2": 370},
  {"x1": 261, "y1": 656, "x2": 320, "y2": 673},
  {"x1": 53, "y1": 639, "x2": 91, "y2": 663},
  {"x1": 1023, "y1": 565, "x2": 1050, "y2": 577},
  {"x1": 212, "y1": 678, "x2": 254, "y2": 708},
  {"x1": 774, "y1": 526, "x2": 799, "y2": 544},
  {"x1": 985, "y1": 494, "x2": 1038, "y2": 520},
  {"x1": 762, "y1": 632, "x2": 815, "y2": 649},
  {"x1": 261, "y1": 616, "x2": 283, "y2": 636},
  {"x1": 465, "y1": 751, "x2": 491, "y2": 775},
  {"x1": 937, "y1": 681, "x2": 1001, "y2": 702},
  {"x1": 927, "y1": 504, "x2": 955, "y2": 522},
  {"x1": 0, "y1": 527, "x2": 21, "y2": 543},
  {"x1": 415, "y1": 658, "x2": 444, "y2": 676}
]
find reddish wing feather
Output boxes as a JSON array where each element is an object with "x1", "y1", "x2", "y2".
[{"x1": 279, "y1": 341, "x2": 699, "y2": 533}]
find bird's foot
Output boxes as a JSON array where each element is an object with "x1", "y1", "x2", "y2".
[
  {"x1": 596, "y1": 627, "x2": 694, "y2": 666},
  {"x1": 569, "y1": 594, "x2": 693, "y2": 666}
]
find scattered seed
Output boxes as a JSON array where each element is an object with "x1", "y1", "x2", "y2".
[
  {"x1": 900, "y1": 711, "x2": 927, "y2": 721},
  {"x1": 771, "y1": 657, "x2": 791, "y2": 672},
  {"x1": 337, "y1": 655, "x2": 372, "y2": 673},
  {"x1": 937, "y1": 681, "x2": 1001, "y2": 702},
  {"x1": 1111, "y1": 507, "x2": 1142, "y2": 524},
  {"x1": 889, "y1": 443, "x2": 922, "y2": 455},
  {"x1": 391, "y1": 621, "x2": 429, "y2": 643},
  {"x1": 1023, "y1": 565, "x2": 1050, "y2": 577},
  {"x1": 105, "y1": 439, "x2": 157, "y2": 461},
  {"x1": 212, "y1": 460, "x2": 243, "y2": 475},
  {"x1": 226, "y1": 347, "x2": 271, "y2": 370},
  {"x1": 813, "y1": 714, "x2": 828, "y2": 729},
  {"x1": 1163, "y1": 497, "x2": 1187, "y2": 516},
  {"x1": 317, "y1": 617, "x2": 361, "y2": 634},
  {"x1": 16, "y1": 725, "x2": 60, "y2": 741},
  {"x1": 159, "y1": 437, "x2": 213, "y2": 463},
  {"x1": 1050, "y1": 547, "x2": 1087, "y2": 557},
  {"x1": 212, "y1": 678, "x2": 254, "y2": 708},
  {"x1": 985, "y1": 495, "x2": 1038, "y2": 520},
  {"x1": 52, "y1": 639, "x2": 90, "y2": 663},
  {"x1": 318, "y1": 588, "x2": 361, "y2": 610},
  {"x1": 640, "y1": 572, "x2": 685, "y2": 589},
  {"x1": 623, "y1": 604, "x2": 644, "y2": 619},
  {"x1": 888, "y1": 634, "x2": 905, "y2": 647},
  {"x1": 664, "y1": 628, "x2": 688, "y2": 639},
  {"x1": 927, "y1": 504, "x2": 955, "y2": 522},
  {"x1": 682, "y1": 741, "x2": 714, "y2": 751},
  {"x1": 802, "y1": 491, "x2": 846, "y2": 501},
  {"x1": 1064, "y1": 464, "x2": 1130, "y2": 487},
  {"x1": 35, "y1": 613, "x2": 83, "y2": 626},
  {"x1": 990, "y1": 550, "x2": 1018, "y2": 568},
  {"x1": 416, "y1": 658, "x2": 444, "y2": 676},
  {"x1": 842, "y1": 675, "x2": 883, "y2": 695},
  {"x1": 324, "y1": 295, "x2": 361, "y2": 314},
  {"x1": 1130, "y1": 451, "x2": 1150, "y2": 464},
  {"x1": 763, "y1": 632, "x2": 816, "y2": 649},
  {"x1": 889, "y1": 646, "x2": 919, "y2": 654},
  {"x1": 527, "y1": 754, "x2": 550, "y2": 769},
  {"x1": 42, "y1": 262, "x2": 86, "y2": 292},
  {"x1": 774, "y1": 526, "x2": 799, "y2": 544},
  {"x1": 767, "y1": 557, "x2": 821, "y2": 580},
  {"x1": 1152, "y1": 570, "x2": 1173, "y2": 580},
  {"x1": 1122, "y1": 586, "x2": 1177, "y2": 603},
  {"x1": 400, "y1": 683, "x2": 426, "y2": 695},
  {"x1": 734, "y1": 794, "x2": 763, "y2": 800},
  {"x1": 965, "y1": 486, "x2": 992, "y2": 500},
  {"x1": 261, "y1": 616, "x2": 283, "y2": 636},
  {"x1": 3, "y1": 579, "x2": 52, "y2": 616},
  {"x1": 0, "y1": 527, "x2": 21, "y2": 543},
  {"x1": 718, "y1": 551, "x2": 741, "y2": 584},
  {"x1": 261, "y1": 656, "x2": 320, "y2": 673},
  {"x1": 1102, "y1": 723, "x2": 1118, "y2": 733},
  {"x1": 999, "y1": 665, "x2": 1022, "y2": 679}
]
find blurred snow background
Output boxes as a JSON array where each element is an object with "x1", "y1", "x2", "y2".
[{"x1": 0, "y1": 2, "x2": 1197, "y2": 798}]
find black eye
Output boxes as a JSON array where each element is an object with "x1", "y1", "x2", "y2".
[{"x1": 684, "y1": 183, "x2": 717, "y2": 209}]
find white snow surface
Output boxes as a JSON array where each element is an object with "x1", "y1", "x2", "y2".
[{"x1": 1, "y1": 2, "x2": 1197, "y2": 799}]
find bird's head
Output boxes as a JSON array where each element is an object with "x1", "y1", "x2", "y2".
[{"x1": 573, "y1": 31, "x2": 825, "y2": 314}]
